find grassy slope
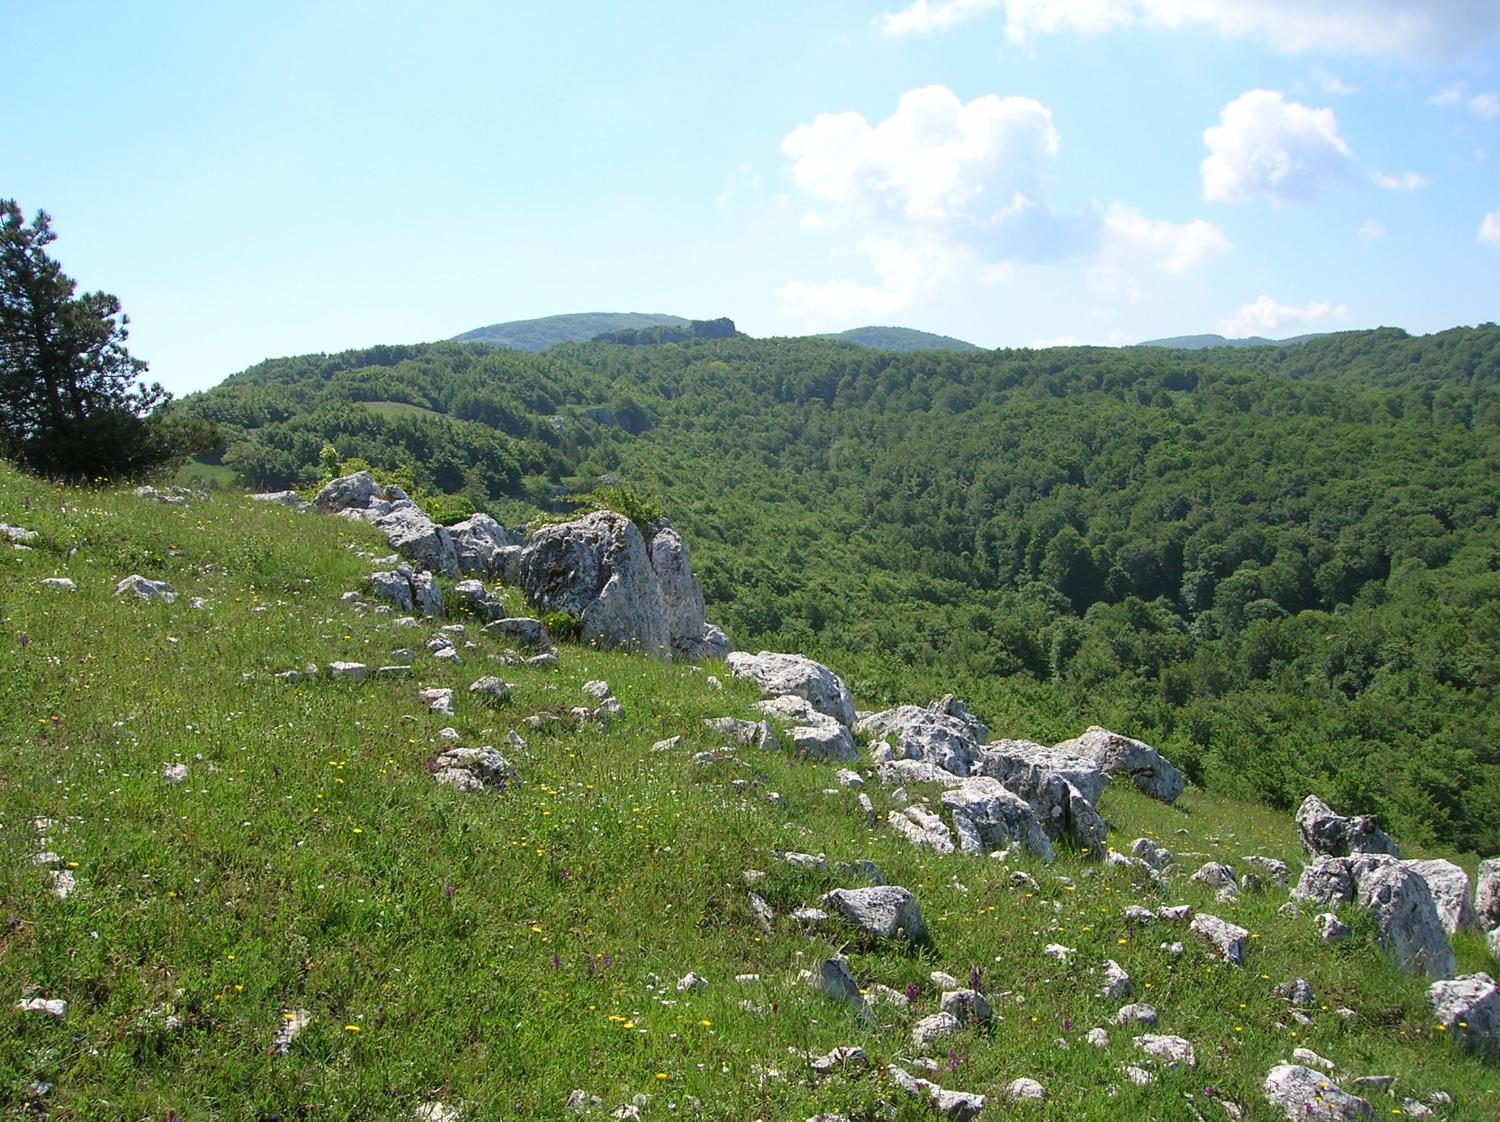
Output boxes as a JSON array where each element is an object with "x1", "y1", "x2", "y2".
[
  {"x1": 451, "y1": 314, "x2": 691, "y2": 351},
  {"x1": 1, "y1": 467, "x2": 1496, "y2": 1121}
]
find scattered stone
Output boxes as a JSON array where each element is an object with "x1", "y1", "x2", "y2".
[
  {"x1": 16, "y1": 997, "x2": 67, "y2": 1020},
  {"x1": 805, "y1": 958, "x2": 862, "y2": 1007},
  {"x1": 114, "y1": 574, "x2": 177, "y2": 603},
  {"x1": 525, "y1": 651, "x2": 558, "y2": 668},
  {"x1": 1263, "y1": 1064, "x2": 1373, "y2": 1121},
  {"x1": 776, "y1": 850, "x2": 827, "y2": 872},
  {"x1": 885, "y1": 1065, "x2": 985, "y2": 1121},
  {"x1": 1349, "y1": 1077, "x2": 1393, "y2": 1095},
  {"x1": 940, "y1": 988, "x2": 993, "y2": 1026},
  {"x1": 252, "y1": 490, "x2": 311, "y2": 511},
  {"x1": 161, "y1": 762, "x2": 188, "y2": 784},
  {"x1": 1006, "y1": 1078, "x2": 1046, "y2": 1102},
  {"x1": 1052, "y1": 726, "x2": 1185, "y2": 803},
  {"x1": 806, "y1": 1045, "x2": 867, "y2": 1076},
  {"x1": 1274, "y1": 978, "x2": 1315, "y2": 1007},
  {"x1": 412, "y1": 1103, "x2": 461, "y2": 1122},
  {"x1": 912, "y1": 1011, "x2": 963, "y2": 1049},
  {"x1": 39, "y1": 577, "x2": 76, "y2": 591},
  {"x1": 822, "y1": 886, "x2": 927, "y2": 943},
  {"x1": 1100, "y1": 959, "x2": 1133, "y2": 1001},
  {"x1": 1192, "y1": 862, "x2": 1240, "y2": 901},
  {"x1": 1191, "y1": 913, "x2": 1250, "y2": 966},
  {"x1": 418, "y1": 687, "x2": 454, "y2": 715},
  {"x1": 1317, "y1": 912, "x2": 1352, "y2": 944},
  {"x1": 834, "y1": 768, "x2": 864, "y2": 789},
  {"x1": 837, "y1": 859, "x2": 886, "y2": 886},
  {"x1": 49, "y1": 869, "x2": 76, "y2": 899},
  {"x1": 855, "y1": 703, "x2": 983, "y2": 776},
  {"x1": 1135, "y1": 1034, "x2": 1196, "y2": 1068},
  {"x1": 377, "y1": 665, "x2": 412, "y2": 679},
  {"x1": 272, "y1": 1009, "x2": 311, "y2": 1055},
  {"x1": 468, "y1": 676, "x2": 512, "y2": 703},
  {"x1": 328, "y1": 661, "x2": 368, "y2": 682},
  {"x1": 1116, "y1": 1003, "x2": 1158, "y2": 1027},
  {"x1": 1087, "y1": 1027, "x2": 1110, "y2": 1048},
  {"x1": 1350, "y1": 862, "x2": 1457, "y2": 979},
  {"x1": 755, "y1": 695, "x2": 857, "y2": 761},
  {"x1": 1043, "y1": 943, "x2": 1074, "y2": 963},
  {"x1": 1, "y1": 523, "x2": 37, "y2": 542},
  {"x1": 1158, "y1": 904, "x2": 1193, "y2": 923},
  {"x1": 1292, "y1": 1047, "x2": 1334, "y2": 1072},
  {"x1": 1132, "y1": 837, "x2": 1174, "y2": 871},
  {"x1": 1428, "y1": 972, "x2": 1500, "y2": 1057},
  {"x1": 1122, "y1": 1065, "x2": 1155, "y2": 1086},
  {"x1": 433, "y1": 646, "x2": 462, "y2": 664},
  {"x1": 676, "y1": 972, "x2": 708, "y2": 992},
  {"x1": 1243, "y1": 854, "x2": 1291, "y2": 887},
  {"x1": 431, "y1": 746, "x2": 512, "y2": 792},
  {"x1": 1296, "y1": 795, "x2": 1400, "y2": 858},
  {"x1": 748, "y1": 893, "x2": 775, "y2": 932}
]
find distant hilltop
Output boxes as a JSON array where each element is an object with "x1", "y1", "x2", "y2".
[
  {"x1": 1137, "y1": 332, "x2": 1325, "y2": 350},
  {"x1": 817, "y1": 325, "x2": 981, "y2": 352},
  {"x1": 452, "y1": 312, "x2": 693, "y2": 351}
]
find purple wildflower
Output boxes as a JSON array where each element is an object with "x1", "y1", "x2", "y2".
[
  {"x1": 442, "y1": 883, "x2": 455, "y2": 900},
  {"x1": 969, "y1": 967, "x2": 982, "y2": 991},
  {"x1": 905, "y1": 982, "x2": 921, "y2": 1003}
]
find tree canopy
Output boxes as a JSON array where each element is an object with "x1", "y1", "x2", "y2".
[{"x1": 0, "y1": 199, "x2": 212, "y2": 477}]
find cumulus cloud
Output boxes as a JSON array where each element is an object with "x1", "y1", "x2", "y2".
[
  {"x1": 909, "y1": 0, "x2": 1500, "y2": 60},
  {"x1": 1217, "y1": 295, "x2": 1348, "y2": 336},
  {"x1": 1027, "y1": 335, "x2": 1080, "y2": 348},
  {"x1": 877, "y1": 0, "x2": 1002, "y2": 35},
  {"x1": 1430, "y1": 85, "x2": 1465, "y2": 106},
  {"x1": 1358, "y1": 219, "x2": 1387, "y2": 241},
  {"x1": 1102, "y1": 203, "x2": 1230, "y2": 271},
  {"x1": 1480, "y1": 210, "x2": 1500, "y2": 248},
  {"x1": 1371, "y1": 170, "x2": 1430, "y2": 191},
  {"x1": 1087, "y1": 263, "x2": 1146, "y2": 302},
  {"x1": 1473, "y1": 93, "x2": 1500, "y2": 119},
  {"x1": 1202, "y1": 89, "x2": 1354, "y2": 204}
]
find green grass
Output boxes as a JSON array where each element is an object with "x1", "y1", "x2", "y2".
[
  {"x1": 359, "y1": 401, "x2": 447, "y2": 420},
  {"x1": 173, "y1": 458, "x2": 237, "y2": 489},
  {"x1": 1, "y1": 465, "x2": 1496, "y2": 1120}
]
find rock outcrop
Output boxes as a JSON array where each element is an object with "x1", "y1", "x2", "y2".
[
  {"x1": 857, "y1": 703, "x2": 983, "y2": 776},
  {"x1": 939, "y1": 777, "x2": 1054, "y2": 862},
  {"x1": 977, "y1": 740, "x2": 1108, "y2": 853},
  {"x1": 1403, "y1": 858, "x2": 1478, "y2": 935},
  {"x1": 1052, "y1": 726, "x2": 1185, "y2": 803},
  {"x1": 1428, "y1": 973, "x2": 1500, "y2": 1057},
  {"x1": 727, "y1": 652, "x2": 853, "y2": 725},
  {"x1": 1295, "y1": 795, "x2": 1400, "y2": 858},
  {"x1": 1294, "y1": 854, "x2": 1454, "y2": 979},
  {"x1": 821, "y1": 886, "x2": 927, "y2": 943},
  {"x1": 1475, "y1": 858, "x2": 1500, "y2": 931},
  {"x1": 1263, "y1": 1064, "x2": 1373, "y2": 1120}
]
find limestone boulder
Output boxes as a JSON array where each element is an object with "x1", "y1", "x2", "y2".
[
  {"x1": 754, "y1": 695, "x2": 857, "y2": 762},
  {"x1": 1475, "y1": 858, "x2": 1500, "y2": 930},
  {"x1": 314, "y1": 471, "x2": 380, "y2": 512},
  {"x1": 447, "y1": 513, "x2": 518, "y2": 577},
  {"x1": 1263, "y1": 1065, "x2": 1373, "y2": 1121},
  {"x1": 1052, "y1": 726, "x2": 1184, "y2": 803},
  {"x1": 1356, "y1": 862, "x2": 1456, "y2": 979},
  {"x1": 114, "y1": 574, "x2": 177, "y2": 604},
  {"x1": 727, "y1": 651, "x2": 854, "y2": 725},
  {"x1": 520, "y1": 511, "x2": 668, "y2": 655},
  {"x1": 940, "y1": 777, "x2": 1054, "y2": 862},
  {"x1": 1404, "y1": 858, "x2": 1479, "y2": 935},
  {"x1": 855, "y1": 704, "x2": 981, "y2": 776},
  {"x1": 1428, "y1": 973, "x2": 1500, "y2": 1057},
  {"x1": 821, "y1": 886, "x2": 927, "y2": 944},
  {"x1": 373, "y1": 503, "x2": 460, "y2": 579},
  {"x1": 1296, "y1": 795, "x2": 1401, "y2": 858}
]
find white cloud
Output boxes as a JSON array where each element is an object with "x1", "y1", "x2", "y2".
[
  {"x1": 1371, "y1": 170, "x2": 1430, "y2": 191},
  {"x1": 1102, "y1": 203, "x2": 1230, "y2": 271},
  {"x1": 990, "y1": 1, "x2": 1500, "y2": 60},
  {"x1": 779, "y1": 278, "x2": 913, "y2": 322},
  {"x1": 1217, "y1": 295, "x2": 1349, "y2": 336},
  {"x1": 1027, "y1": 335, "x2": 1080, "y2": 348},
  {"x1": 877, "y1": 0, "x2": 1001, "y2": 36},
  {"x1": 1087, "y1": 263, "x2": 1146, "y2": 302},
  {"x1": 782, "y1": 85, "x2": 1060, "y2": 229},
  {"x1": 1315, "y1": 71, "x2": 1356, "y2": 95},
  {"x1": 1480, "y1": 210, "x2": 1500, "y2": 248},
  {"x1": 1430, "y1": 84, "x2": 1465, "y2": 106},
  {"x1": 1358, "y1": 219, "x2": 1387, "y2": 241},
  {"x1": 1202, "y1": 89, "x2": 1354, "y2": 204},
  {"x1": 1472, "y1": 93, "x2": 1500, "y2": 119}
]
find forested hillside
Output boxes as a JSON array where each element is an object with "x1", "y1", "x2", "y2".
[
  {"x1": 816, "y1": 325, "x2": 981, "y2": 351},
  {"x1": 451, "y1": 312, "x2": 690, "y2": 350},
  {"x1": 181, "y1": 326, "x2": 1500, "y2": 853}
]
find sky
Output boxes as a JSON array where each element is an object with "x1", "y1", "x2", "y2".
[{"x1": 4, "y1": 0, "x2": 1499, "y2": 396}]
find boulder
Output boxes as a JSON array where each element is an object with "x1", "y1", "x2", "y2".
[
  {"x1": 855, "y1": 705, "x2": 981, "y2": 776},
  {"x1": 368, "y1": 569, "x2": 415, "y2": 612},
  {"x1": 1263, "y1": 1065, "x2": 1373, "y2": 1121},
  {"x1": 727, "y1": 652, "x2": 854, "y2": 725},
  {"x1": 452, "y1": 579, "x2": 505, "y2": 622},
  {"x1": 431, "y1": 747, "x2": 513, "y2": 792},
  {"x1": 982, "y1": 739, "x2": 1106, "y2": 805},
  {"x1": 314, "y1": 471, "x2": 381, "y2": 512},
  {"x1": 114, "y1": 574, "x2": 177, "y2": 604},
  {"x1": 1355, "y1": 863, "x2": 1455, "y2": 979},
  {"x1": 1404, "y1": 859, "x2": 1479, "y2": 935},
  {"x1": 885, "y1": 1065, "x2": 985, "y2": 1121},
  {"x1": 876, "y1": 759, "x2": 966, "y2": 788},
  {"x1": 911, "y1": 1012, "x2": 962, "y2": 1049},
  {"x1": 1428, "y1": 973, "x2": 1500, "y2": 1057},
  {"x1": 1052, "y1": 726, "x2": 1184, "y2": 803},
  {"x1": 754, "y1": 696, "x2": 857, "y2": 761},
  {"x1": 484, "y1": 617, "x2": 551, "y2": 647},
  {"x1": 447, "y1": 513, "x2": 517, "y2": 577},
  {"x1": 1292, "y1": 853, "x2": 1399, "y2": 905},
  {"x1": 940, "y1": 777, "x2": 1055, "y2": 862},
  {"x1": 1476, "y1": 858, "x2": 1500, "y2": 931},
  {"x1": 806, "y1": 958, "x2": 862, "y2": 1006},
  {"x1": 251, "y1": 490, "x2": 311, "y2": 511},
  {"x1": 648, "y1": 527, "x2": 706, "y2": 650},
  {"x1": 1295, "y1": 795, "x2": 1401, "y2": 858},
  {"x1": 1135, "y1": 1034, "x2": 1196, "y2": 1068},
  {"x1": 672, "y1": 622, "x2": 733, "y2": 663},
  {"x1": 373, "y1": 504, "x2": 460, "y2": 579},
  {"x1": 821, "y1": 886, "x2": 927, "y2": 943},
  {"x1": 888, "y1": 805, "x2": 955, "y2": 854},
  {"x1": 1191, "y1": 913, "x2": 1250, "y2": 966},
  {"x1": 939, "y1": 988, "x2": 992, "y2": 1026},
  {"x1": 520, "y1": 512, "x2": 668, "y2": 655}
]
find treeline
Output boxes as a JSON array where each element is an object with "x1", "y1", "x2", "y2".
[{"x1": 181, "y1": 325, "x2": 1500, "y2": 852}]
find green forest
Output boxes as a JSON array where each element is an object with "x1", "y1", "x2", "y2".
[{"x1": 180, "y1": 325, "x2": 1500, "y2": 854}]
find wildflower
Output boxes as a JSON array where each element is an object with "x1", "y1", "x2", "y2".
[
  {"x1": 699, "y1": 1019, "x2": 712, "y2": 1028},
  {"x1": 655, "y1": 1073, "x2": 668, "y2": 1082},
  {"x1": 905, "y1": 982, "x2": 921, "y2": 1003},
  {"x1": 344, "y1": 1024, "x2": 360, "y2": 1033},
  {"x1": 969, "y1": 967, "x2": 982, "y2": 990},
  {"x1": 443, "y1": 883, "x2": 455, "y2": 900}
]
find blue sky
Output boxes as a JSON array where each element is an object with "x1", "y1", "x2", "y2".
[{"x1": 5, "y1": 0, "x2": 1498, "y2": 395}]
